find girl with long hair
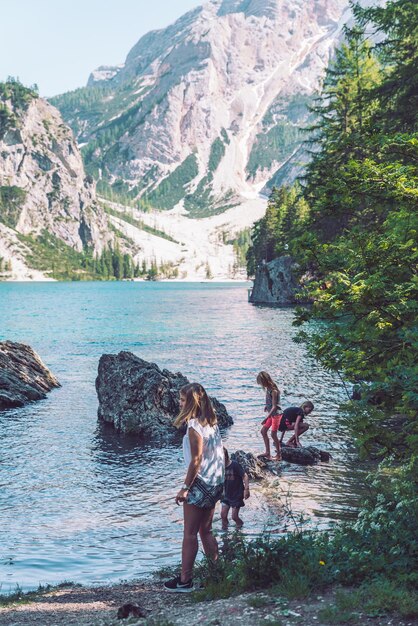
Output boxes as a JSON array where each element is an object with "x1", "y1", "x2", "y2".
[
  {"x1": 164, "y1": 383, "x2": 224, "y2": 592},
  {"x1": 257, "y1": 371, "x2": 282, "y2": 461}
]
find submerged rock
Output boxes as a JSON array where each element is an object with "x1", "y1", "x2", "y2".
[
  {"x1": 249, "y1": 256, "x2": 302, "y2": 305},
  {"x1": 96, "y1": 352, "x2": 233, "y2": 439},
  {"x1": 0, "y1": 341, "x2": 60, "y2": 409}
]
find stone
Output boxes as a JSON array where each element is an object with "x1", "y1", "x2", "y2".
[
  {"x1": 0, "y1": 341, "x2": 60, "y2": 410},
  {"x1": 96, "y1": 352, "x2": 233, "y2": 439},
  {"x1": 265, "y1": 445, "x2": 331, "y2": 466},
  {"x1": 117, "y1": 603, "x2": 145, "y2": 619},
  {"x1": 231, "y1": 450, "x2": 270, "y2": 479},
  {"x1": 249, "y1": 256, "x2": 302, "y2": 305},
  {"x1": 230, "y1": 446, "x2": 330, "y2": 478}
]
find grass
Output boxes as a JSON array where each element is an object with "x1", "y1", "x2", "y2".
[
  {"x1": 318, "y1": 580, "x2": 418, "y2": 623},
  {"x1": 246, "y1": 595, "x2": 273, "y2": 608},
  {"x1": 0, "y1": 581, "x2": 79, "y2": 607}
]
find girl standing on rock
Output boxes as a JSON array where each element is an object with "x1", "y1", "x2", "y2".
[
  {"x1": 257, "y1": 371, "x2": 282, "y2": 461},
  {"x1": 164, "y1": 383, "x2": 225, "y2": 593}
]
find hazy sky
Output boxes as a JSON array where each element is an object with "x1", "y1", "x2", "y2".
[{"x1": 0, "y1": 0, "x2": 202, "y2": 97}]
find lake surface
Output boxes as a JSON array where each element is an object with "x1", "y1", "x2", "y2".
[{"x1": 0, "y1": 282, "x2": 365, "y2": 593}]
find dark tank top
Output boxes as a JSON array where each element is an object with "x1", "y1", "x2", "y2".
[{"x1": 265, "y1": 388, "x2": 281, "y2": 413}]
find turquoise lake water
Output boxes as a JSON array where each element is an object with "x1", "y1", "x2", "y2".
[{"x1": 0, "y1": 282, "x2": 365, "y2": 593}]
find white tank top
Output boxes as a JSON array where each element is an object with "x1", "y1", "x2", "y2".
[{"x1": 182, "y1": 418, "x2": 225, "y2": 486}]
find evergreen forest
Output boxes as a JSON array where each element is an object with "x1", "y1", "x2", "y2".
[{"x1": 234, "y1": 0, "x2": 418, "y2": 615}]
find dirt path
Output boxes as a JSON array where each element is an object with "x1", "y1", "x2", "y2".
[{"x1": 1, "y1": 581, "x2": 417, "y2": 626}]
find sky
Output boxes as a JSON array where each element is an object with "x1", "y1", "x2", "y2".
[{"x1": 0, "y1": 0, "x2": 202, "y2": 97}]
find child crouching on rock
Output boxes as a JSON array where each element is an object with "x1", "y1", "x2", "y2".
[
  {"x1": 221, "y1": 448, "x2": 250, "y2": 529},
  {"x1": 280, "y1": 401, "x2": 314, "y2": 448}
]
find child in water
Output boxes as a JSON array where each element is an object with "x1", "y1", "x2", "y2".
[
  {"x1": 257, "y1": 371, "x2": 282, "y2": 460},
  {"x1": 221, "y1": 448, "x2": 250, "y2": 529},
  {"x1": 279, "y1": 401, "x2": 314, "y2": 447}
]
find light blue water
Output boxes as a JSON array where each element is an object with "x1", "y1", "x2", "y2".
[{"x1": 0, "y1": 282, "x2": 363, "y2": 593}]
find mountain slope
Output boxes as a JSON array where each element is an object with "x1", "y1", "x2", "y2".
[
  {"x1": 0, "y1": 80, "x2": 111, "y2": 279},
  {"x1": 51, "y1": 0, "x2": 351, "y2": 217}
]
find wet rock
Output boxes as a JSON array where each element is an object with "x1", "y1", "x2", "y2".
[
  {"x1": 96, "y1": 352, "x2": 233, "y2": 439},
  {"x1": 0, "y1": 341, "x2": 60, "y2": 410},
  {"x1": 277, "y1": 445, "x2": 330, "y2": 465},
  {"x1": 228, "y1": 446, "x2": 331, "y2": 479},
  {"x1": 231, "y1": 450, "x2": 270, "y2": 479}
]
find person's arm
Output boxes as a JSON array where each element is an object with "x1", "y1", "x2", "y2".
[
  {"x1": 175, "y1": 427, "x2": 203, "y2": 505},
  {"x1": 294, "y1": 415, "x2": 302, "y2": 447},
  {"x1": 243, "y1": 472, "x2": 250, "y2": 499}
]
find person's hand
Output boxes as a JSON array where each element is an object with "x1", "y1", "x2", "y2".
[
  {"x1": 261, "y1": 418, "x2": 267, "y2": 425},
  {"x1": 175, "y1": 488, "x2": 189, "y2": 505},
  {"x1": 244, "y1": 487, "x2": 250, "y2": 500}
]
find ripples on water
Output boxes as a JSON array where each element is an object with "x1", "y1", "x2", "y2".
[{"x1": 0, "y1": 282, "x2": 365, "y2": 592}]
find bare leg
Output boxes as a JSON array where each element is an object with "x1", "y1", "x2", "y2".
[
  {"x1": 181, "y1": 502, "x2": 205, "y2": 582},
  {"x1": 271, "y1": 431, "x2": 282, "y2": 460},
  {"x1": 231, "y1": 507, "x2": 244, "y2": 528},
  {"x1": 287, "y1": 423, "x2": 309, "y2": 446},
  {"x1": 199, "y1": 506, "x2": 218, "y2": 562},
  {"x1": 260, "y1": 425, "x2": 271, "y2": 458},
  {"x1": 284, "y1": 425, "x2": 295, "y2": 446},
  {"x1": 221, "y1": 504, "x2": 230, "y2": 529}
]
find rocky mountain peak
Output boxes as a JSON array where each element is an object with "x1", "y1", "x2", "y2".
[
  {"x1": 0, "y1": 80, "x2": 111, "y2": 279},
  {"x1": 217, "y1": 0, "x2": 280, "y2": 18},
  {"x1": 47, "y1": 0, "x2": 353, "y2": 279}
]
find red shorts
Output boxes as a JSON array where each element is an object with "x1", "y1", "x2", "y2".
[{"x1": 263, "y1": 414, "x2": 282, "y2": 432}]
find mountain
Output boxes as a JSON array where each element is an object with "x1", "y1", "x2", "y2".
[
  {"x1": 0, "y1": 80, "x2": 111, "y2": 280},
  {"x1": 51, "y1": 0, "x2": 351, "y2": 220}
]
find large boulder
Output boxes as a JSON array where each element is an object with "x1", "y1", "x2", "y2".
[
  {"x1": 96, "y1": 352, "x2": 233, "y2": 439},
  {"x1": 0, "y1": 341, "x2": 60, "y2": 409},
  {"x1": 249, "y1": 256, "x2": 302, "y2": 305}
]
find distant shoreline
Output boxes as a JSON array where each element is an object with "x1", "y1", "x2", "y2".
[{"x1": 0, "y1": 278, "x2": 252, "y2": 284}]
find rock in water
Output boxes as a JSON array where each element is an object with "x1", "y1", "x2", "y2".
[
  {"x1": 230, "y1": 447, "x2": 331, "y2": 478},
  {"x1": 0, "y1": 341, "x2": 60, "y2": 409},
  {"x1": 96, "y1": 352, "x2": 233, "y2": 439},
  {"x1": 249, "y1": 256, "x2": 302, "y2": 305},
  {"x1": 231, "y1": 450, "x2": 270, "y2": 479},
  {"x1": 273, "y1": 445, "x2": 330, "y2": 465}
]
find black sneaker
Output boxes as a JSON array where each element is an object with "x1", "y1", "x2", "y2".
[{"x1": 163, "y1": 576, "x2": 194, "y2": 592}]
